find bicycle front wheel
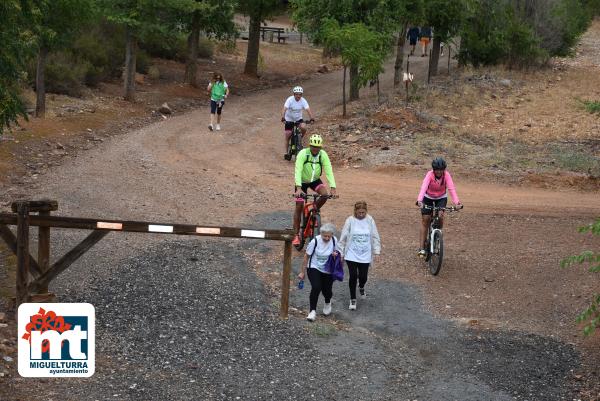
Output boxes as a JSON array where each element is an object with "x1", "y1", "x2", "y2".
[
  {"x1": 428, "y1": 231, "x2": 444, "y2": 275},
  {"x1": 310, "y1": 213, "x2": 321, "y2": 240}
]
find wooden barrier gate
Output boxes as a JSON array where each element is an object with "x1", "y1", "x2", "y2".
[{"x1": 0, "y1": 200, "x2": 296, "y2": 318}]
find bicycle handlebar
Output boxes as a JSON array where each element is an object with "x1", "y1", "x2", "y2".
[
  {"x1": 419, "y1": 204, "x2": 463, "y2": 212},
  {"x1": 281, "y1": 119, "x2": 314, "y2": 125},
  {"x1": 291, "y1": 193, "x2": 338, "y2": 200}
]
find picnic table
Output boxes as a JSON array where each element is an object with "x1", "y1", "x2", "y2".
[{"x1": 260, "y1": 26, "x2": 288, "y2": 43}]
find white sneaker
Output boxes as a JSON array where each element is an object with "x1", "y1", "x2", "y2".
[
  {"x1": 349, "y1": 300, "x2": 357, "y2": 310},
  {"x1": 306, "y1": 310, "x2": 316, "y2": 321},
  {"x1": 323, "y1": 302, "x2": 332, "y2": 316},
  {"x1": 208, "y1": 124, "x2": 213, "y2": 131},
  {"x1": 216, "y1": 124, "x2": 221, "y2": 131}
]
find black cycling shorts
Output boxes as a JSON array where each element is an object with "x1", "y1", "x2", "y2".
[
  {"x1": 284, "y1": 119, "x2": 303, "y2": 131},
  {"x1": 294, "y1": 179, "x2": 325, "y2": 202},
  {"x1": 421, "y1": 196, "x2": 447, "y2": 215}
]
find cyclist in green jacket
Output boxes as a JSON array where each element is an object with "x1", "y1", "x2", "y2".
[{"x1": 293, "y1": 134, "x2": 337, "y2": 246}]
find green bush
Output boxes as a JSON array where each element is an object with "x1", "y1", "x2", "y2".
[
  {"x1": 43, "y1": 52, "x2": 88, "y2": 97},
  {"x1": 142, "y1": 31, "x2": 187, "y2": 61},
  {"x1": 72, "y1": 22, "x2": 125, "y2": 85},
  {"x1": 459, "y1": 1, "x2": 546, "y2": 68},
  {"x1": 198, "y1": 37, "x2": 214, "y2": 59}
]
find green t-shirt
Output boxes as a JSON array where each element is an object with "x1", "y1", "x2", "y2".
[{"x1": 210, "y1": 81, "x2": 228, "y2": 101}]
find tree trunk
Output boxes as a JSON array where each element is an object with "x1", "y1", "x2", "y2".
[
  {"x1": 349, "y1": 63, "x2": 359, "y2": 101},
  {"x1": 393, "y1": 24, "x2": 408, "y2": 88},
  {"x1": 342, "y1": 65, "x2": 347, "y2": 117},
  {"x1": 124, "y1": 28, "x2": 137, "y2": 102},
  {"x1": 376, "y1": 75, "x2": 380, "y2": 104},
  {"x1": 184, "y1": 12, "x2": 200, "y2": 87},
  {"x1": 35, "y1": 46, "x2": 49, "y2": 118},
  {"x1": 244, "y1": 14, "x2": 261, "y2": 76},
  {"x1": 430, "y1": 36, "x2": 442, "y2": 77}
]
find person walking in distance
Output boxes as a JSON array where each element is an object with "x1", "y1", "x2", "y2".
[
  {"x1": 207, "y1": 72, "x2": 229, "y2": 131},
  {"x1": 419, "y1": 26, "x2": 432, "y2": 57},
  {"x1": 407, "y1": 26, "x2": 420, "y2": 56},
  {"x1": 339, "y1": 201, "x2": 381, "y2": 310},
  {"x1": 297, "y1": 223, "x2": 342, "y2": 321}
]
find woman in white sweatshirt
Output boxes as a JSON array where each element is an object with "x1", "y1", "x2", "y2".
[{"x1": 339, "y1": 201, "x2": 381, "y2": 310}]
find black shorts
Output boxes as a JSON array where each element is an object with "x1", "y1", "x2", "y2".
[
  {"x1": 409, "y1": 39, "x2": 417, "y2": 45},
  {"x1": 294, "y1": 179, "x2": 325, "y2": 201},
  {"x1": 284, "y1": 119, "x2": 303, "y2": 131},
  {"x1": 421, "y1": 196, "x2": 447, "y2": 215},
  {"x1": 210, "y1": 100, "x2": 224, "y2": 114}
]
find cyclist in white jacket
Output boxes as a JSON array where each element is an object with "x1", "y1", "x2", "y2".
[{"x1": 338, "y1": 201, "x2": 381, "y2": 310}]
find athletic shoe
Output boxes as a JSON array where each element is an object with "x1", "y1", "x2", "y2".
[
  {"x1": 216, "y1": 124, "x2": 221, "y2": 131},
  {"x1": 349, "y1": 300, "x2": 357, "y2": 310},
  {"x1": 208, "y1": 124, "x2": 213, "y2": 131},
  {"x1": 323, "y1": 302, "x2": 332, "y2": 316},
  {"x1": 292, "y1": 235, "x2": 301, "y2": 246},
  {"x1": 307, "y1": 310, "x2": 316, "y2": 321},
  {"x1": 417, "y1": 249, "x2": 427, "y2": 258},
  {"x1": 284, "y1": 153, "x2": 292, "y2": 161},
  {"x1": 359, "y1": 287, "x2": 366, "y2": 299}
]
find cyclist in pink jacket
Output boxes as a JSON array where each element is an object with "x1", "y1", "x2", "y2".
[{"x1": 416, "y1": 157, "x2": 463, "y2": 257}]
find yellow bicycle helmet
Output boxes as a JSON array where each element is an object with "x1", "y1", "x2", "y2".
[{"x1": 308, "y1": 134, "x2": 323, "y2": 147}]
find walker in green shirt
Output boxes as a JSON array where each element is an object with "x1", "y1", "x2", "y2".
[{"x1": 210, "y1": 81, "x2": 228, "y2": 101}]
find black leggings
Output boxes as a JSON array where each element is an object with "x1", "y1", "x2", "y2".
[
  {"x1": 347, "y1": 260, "x2": 370, "y2": 299},
  {"x1": 307, "y1": 268, "x2": 333, "y2": 311}
]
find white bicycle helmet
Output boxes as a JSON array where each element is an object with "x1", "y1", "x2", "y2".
[{"x1": 292, "y1": 86, "x2": 303, "y2": 94}]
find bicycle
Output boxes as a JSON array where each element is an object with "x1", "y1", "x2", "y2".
[
  {"x1": 293, "y1": 193, "x2": 337, "y2": 251},
  {"x1": 420, "y1": 205, "x2": 462, "y2": 275},
  {"x1": 283, "y1": 120, "x2": 313, "y2": 161}
]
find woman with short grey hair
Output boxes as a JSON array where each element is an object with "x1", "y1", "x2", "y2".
[{"x1": 297, "y1": 223, "x2": 342, "y2": 322}]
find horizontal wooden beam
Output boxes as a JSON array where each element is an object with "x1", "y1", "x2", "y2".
[{"x1": 0, "y1": 213, "x2": 294, "y2": 241}]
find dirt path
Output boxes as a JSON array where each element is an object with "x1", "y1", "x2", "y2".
[{"x1": 2, "y1": 39, "x2": 600, "y2": 399}]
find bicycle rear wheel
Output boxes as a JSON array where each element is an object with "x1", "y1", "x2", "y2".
[{"x1": 428, "y1": 231, "x2": 443, "y2": 275}]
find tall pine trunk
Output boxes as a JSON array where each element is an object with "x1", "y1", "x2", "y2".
[
  {"x1": 342, "y1": 65, "x2": 347, "y2": 117},
  {"x1": 124, "y1": 28, "x2": 137, "y2": 102},
  {"x1": 185, "y1": 12, "x2": 200, "y2": 87},
  {"x1": 393, "y1": 23, "x2": 408, "y2": 88},
  {"x1": 244, "y1": 14, "x2": 261, "y2": 76},
  {"x1": 430, "y1": 36, "x2": 442, "y2": 77},
  {"x1": 35, "y1": 46, "x2": 48, "y2": 117},
  {"x1": 349, "y1": 63, "x2": 359, "y2": 101}
]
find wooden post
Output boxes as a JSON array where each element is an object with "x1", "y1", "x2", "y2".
[
  {"x1": 405, "y1": 56, "x2": 410, "y2": 105},
  {"x1": 448, "y1": 45, "x2": 451, "y2": 74},
  {"x1": 280, "y1": 240, "x2": 292, "y2": 319},
  {"x1": 427, "y1": 48, "x2": 432, "y2": 84},
  {"x1": 16, "y1": 202, "x2": 30, "y2": 307},
  {"x1": 300, "y1": 32, "x2": 303, "y2": 44},
  {"x1": 37, "y1": 210, "x2": 50, "y2": 293}
]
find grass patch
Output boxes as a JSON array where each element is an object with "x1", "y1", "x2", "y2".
[
  {"x1": 553, "y1": 150, "x2": 600, "y2": 174},
  {"x1": 582, "y1": 100, "x2": 600, "y2": 115},
  {"x1": 311, "y1": 322, "x2": 337, "y2": 337}
]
